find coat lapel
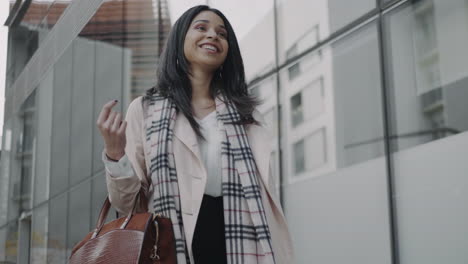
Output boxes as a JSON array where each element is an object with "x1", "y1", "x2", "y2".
[{"x1": 173, "y1": 111, "x2": 203, "y2": 163}]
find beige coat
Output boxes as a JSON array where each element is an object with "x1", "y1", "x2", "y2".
[{"x1": 105, "y1": 96, "x2": 295, "y2": 263}]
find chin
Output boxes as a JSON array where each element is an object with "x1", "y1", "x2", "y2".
[{"x1": 198, "y1": 60, "x2": 223, "y2": 70}]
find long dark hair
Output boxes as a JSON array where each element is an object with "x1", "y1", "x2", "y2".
[{"x1": 146, "y1": 5, "x2": 261, "y2": 139}]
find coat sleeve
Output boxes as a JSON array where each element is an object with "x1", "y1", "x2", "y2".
[{"x1": 105, "y1": 96, "x2": 150, "y2": 214}]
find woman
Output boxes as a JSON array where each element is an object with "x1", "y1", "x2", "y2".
[{"x1": 97, "y1": 5, "x2": 294, "y2": 264}]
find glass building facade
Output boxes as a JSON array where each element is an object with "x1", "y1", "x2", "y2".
[{"x1": 1, "y1": 0, "x2": 468, "y2": 263}]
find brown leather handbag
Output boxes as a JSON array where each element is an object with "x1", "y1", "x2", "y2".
[{"x1": 69, "y1": 191, "x2": 177, "y2": 264}]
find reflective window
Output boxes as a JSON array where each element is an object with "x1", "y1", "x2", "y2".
[
  {"x1": 276, "y1": 0, "x2": 376, "y2": 64},
  {"x1": 281, "y1": 21, "x2": 384, "y2": 182},
  {"x1": 6, "y1": 0, "x2": 70, "y2": 85},
  {"x1": 293, "y1": 128, "x2": 328, "y2": 176},
  {"x1": 0, "y1": 119, "x2": 13, "y2": 226},
  {"x1": 34, "y1": 70, "x2": 54, "y2": 206},
  {"x1": 384, "y1": 0, "x2": 468, "y2": 151},
  {"x1": 50, "y1": 44, "x2": 72, "y2": 197},
  {"x1": 47, "y1": 193, "x2": 67, "y2": 264},
  {"x1": 16, "y1": 91, "x2": 37, "y2": 211},
  {"x1": 6, "y1": 26, "x2": 39, "y2": 88},
  {"x1": 293, "y1": 138, "x2": 305, "y2": 174},
  {"x1": 290, "y1": 92, "x2": 303, "y2": 127},
  {"x1": 69, "y1": 39, "x2": 94, "y2": 185},
  {"x1": 385, "y1": 1, "x2": 468, "y2": 262},
  {"x1": 30, "y1": 204, "x2": 48, "y2": 263},
  {"x1": 67, "y1": 180, "x2": 91, "y2": 257},
  {"x1": 1, "y1": 222, "x2": 18, "y2": 262},
  {"x1": 0, "y1": 226, "x2": 6, "y2": 262},
  {"x1": 92, "y1": 173, "x2": 117, "y2": 223}
]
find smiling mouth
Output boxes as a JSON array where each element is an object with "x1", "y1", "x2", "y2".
[{"x1": 199, "y1": 44, "x2": 219, "y2": 53}]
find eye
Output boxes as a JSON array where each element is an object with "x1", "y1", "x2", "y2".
[
  {"x1": 218, "y1": 31, "x2": 227, "y2": 38},
  {"x1": 195, "y1": 25, "x2": 206, "y2": 31}
]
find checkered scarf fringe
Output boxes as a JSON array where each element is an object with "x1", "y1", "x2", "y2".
[{"x1": 143, "y1": 93, "x2": 276, "y2": 264}]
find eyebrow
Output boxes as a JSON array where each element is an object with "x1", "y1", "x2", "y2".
[{"x1": 192, "y1": 19, "x2": 226, "y2": 30}]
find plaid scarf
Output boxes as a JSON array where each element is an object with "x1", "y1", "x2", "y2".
[{"x1": 143, "y1": 93, "x2": 276, "y2": 264}]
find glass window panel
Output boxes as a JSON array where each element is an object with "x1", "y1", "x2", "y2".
[
  {"x1": 2, "y1": 222, "x2": 18, "y2": 262},
  {"x1": 277, "y1": 0, "x2": 376, "y2": 64},
  {"x1": 293, "y1": 139, "x2": 305, "y2": 174},
  {"x1": 50, "y1": 43, "x2": 72, "y2": 197},
  {"x1": 7, "y1": 117, "x2": 23, "y2": 222},
  {"x1": 30, "y1": 204, "x2": 48, "y2": 263},
  {"x1": 34, "y1": 70, "x2": 54, "y2": 206},
  {"x1": 280, "y1": 21, "x2": 384, "y2": 181},
  {"x1": 78, "y1": 0, "x2": 168, "y2": 101},
  {"x1": 92, "y1": 172, "x2": 116, "y2": 223},
  {"x1": 67, "y1": 180, "x2": 91, "y2": 257},
  {"x1": 69, "y1": 39, "x2": 94, "y2": 186},
  {"x1": 331, "y1": 22, "x2": 384, "y2": 167},
  {"x1": 6, "y1": 26, "x2": 39, "y2": 89},
  {"x1": 303, "y1": 77, "x2": 325, "y2": 120},
  {"x1": 385, "y1": 1, "x2": 468, "y2": 262},
  {"x1": 17, "y1": 91, "x2": 37, "y2": 211},
  {"x1": 290, "y1": 92, "x2": 303, "y2": 127},
  {"x1": 293, "y1": 128, "x2": 327, "y2": 176},
  {"x1": 288, "y1": 63, "x2": 301, "y2": 81},
  {"x1": 47, "y1": 193, "x2": 67, "y2": 264},
  {"x1": 75, "y1": 2, "x2": 131, "y2": 174},
  {"x1": 17, "y1": 217, "x2": 32, "y2": 264},
  {"x1": 0, "y1": 226, "x2": 6, "y2": 262},
  {"x1": 304, "y1": 128, "x2": 327, "y2": 171},
  {"x1": 0, "y1": 124, "x2": 13, "y2": 227},
  {"x1": 384, "y1": 0, "x2": 468, "y2": 152}
]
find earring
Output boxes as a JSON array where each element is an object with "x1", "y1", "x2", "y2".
[{"x1": 176, "y1": 58, "x2": 179, "y2": 67}]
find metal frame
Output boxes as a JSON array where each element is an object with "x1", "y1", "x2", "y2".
[{"x1": 377, "y1": 0, "x2": 401, "y2": 263}]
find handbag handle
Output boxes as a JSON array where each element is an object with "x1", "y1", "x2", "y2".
[{"x1": 92, "y1": 189, "x2": 148, "y2": 239}]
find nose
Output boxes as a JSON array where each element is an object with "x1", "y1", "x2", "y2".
[{"x1": 206, "y1": 28, "x2": 218, "y2": 39}]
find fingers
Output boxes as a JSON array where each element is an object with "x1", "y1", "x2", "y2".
[
  {"x1": 111, "y1": 113, "x2": 122, "y2": 133},
  {"x1": 103, "y1": 111, "x2": 117, "y2": 131},
  {"x1": 97, "y1": 100, "x2": 118, "y2": 126},
  {"x1": 118, "y1": 120, "x2": 127, "y2": 134}
]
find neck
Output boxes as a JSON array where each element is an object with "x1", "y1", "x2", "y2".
[{"x1": 189, "y1": 66, "x2": 214, "y2": 103}]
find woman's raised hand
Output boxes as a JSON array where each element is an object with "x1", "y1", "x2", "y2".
[{"x1": 97, "y1": 100, "x2": 127, "y2": 161}]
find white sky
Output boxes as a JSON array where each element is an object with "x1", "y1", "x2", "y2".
[{"x1": 0, "y1": 1, "x2": 8, "y2": 139}]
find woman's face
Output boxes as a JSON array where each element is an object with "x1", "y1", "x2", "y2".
[{"x1": 183, "y1": 11, "x2": 229, "y2": 73}]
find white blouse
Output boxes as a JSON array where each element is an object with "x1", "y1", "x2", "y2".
[
  {"x1": 103, "y1": 110, "x2": 223, "y2": 197},
  {"x1": 194, "y1": 110, "x2": 223, "y2": 197}
]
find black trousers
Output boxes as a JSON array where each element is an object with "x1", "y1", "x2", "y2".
[{"x1": 192, "y1": 195, "x2": 227, "y2": 264}]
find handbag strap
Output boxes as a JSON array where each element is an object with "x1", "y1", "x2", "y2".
[{"x1": 92, "y1": 189, "x2": 147, "y2": 238}]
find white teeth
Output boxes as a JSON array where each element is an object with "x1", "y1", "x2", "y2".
[{"x1": 201, "y1": 44, "x2": 217, "y2": 52}]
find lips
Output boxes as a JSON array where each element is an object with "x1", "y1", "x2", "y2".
[{"x1": 199, "y1": 42, "x2": 220, "y2": 53}]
